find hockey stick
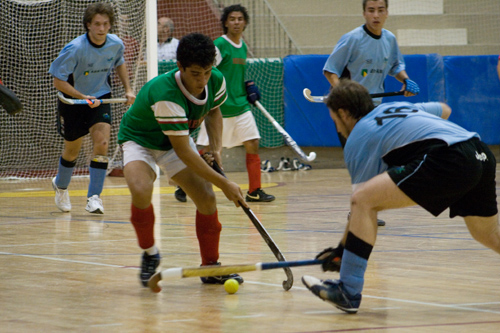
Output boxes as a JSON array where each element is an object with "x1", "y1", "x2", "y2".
[
  {"x1": 303, "y1": 88, "x2": 404, "y2": 103},
  {"x1": 57, "y1": 92, "x2": 127, "y2": 105},
  {"x1": 148, "y1": 259, "x2": 322, "y2": 292},
  {"x1": 254, "y1": 101, "x2": 316, "y2": 162},
  {"x1": 211, "y1": 160, "x2": 294, "y2": 291},
  {"x1": 0, "y1": 81, "x2": 23, "y2": 115}
]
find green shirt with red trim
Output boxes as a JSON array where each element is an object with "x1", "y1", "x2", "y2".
[
  {"x1": 118, "y1": 68, "x2": 227, "y2": 150},
  {"x1": 214, "y1": 35, "x2": 250, "y2": 118}
]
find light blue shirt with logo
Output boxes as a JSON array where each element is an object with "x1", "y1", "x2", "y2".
[
  {"x1": 324, "y1": 25, "x2": 405, "y2": 104},
  {"x1": 345, "y1": 102, "x2": 479, "y2": 185},
  {"x1": 49, "y1": 33, "x2": 125, "y2": 98}
]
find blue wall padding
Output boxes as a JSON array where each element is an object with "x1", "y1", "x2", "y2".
[
  {"x1": 284, "y1": 54, "x2": 499, "y2": 146},
  {"x1": 283, "y1": 55, "x2": 337, "y2": 146},
  {"x1": 444, "y1": 55, "x2": 500, "y2": 145},
  {"x1": 382, "y1": 53, "x2": 445, "y2": 103}
]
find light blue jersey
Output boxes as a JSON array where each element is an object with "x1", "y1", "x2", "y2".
[
  {"x1": 49, "y1": 33, "x2": 125, "y2": 97},
  {"x1": 324, "y1": 25, "x2": 405, "y2": 104},
  {"x1": 345, "y1": 102, "x2": 479, "y2": 184}
]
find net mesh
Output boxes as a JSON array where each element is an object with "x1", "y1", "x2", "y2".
[
  {"x1": 0, "y1": 0, "x2": 289, "y2": 178},
  {"x1": 5, "y1": 1, "x2": 492, "y2": 177},
  {"x1": 0, "y1": 0, "x2": 147, "y2": 178},
  {"x1": 159, "y1": 59, "x2": 285, "y2": 149}
]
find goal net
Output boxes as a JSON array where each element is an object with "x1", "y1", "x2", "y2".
[
  {"x1": 156, "y1": 0, "x2": 290, "y2": 148},
  {"x1": 0, "y1": 0, "x2": 147, "y2": 178},
  {"x1": 0, "y1": 0, "x2": 292, "y2": 178}
]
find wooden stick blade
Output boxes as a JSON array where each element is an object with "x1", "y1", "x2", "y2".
[
  {"x1": 303, "y1": 88, "x2": 325, "y2": 103},
  {"x1": 148, "y1": 271, "x2": 163, "y2": 293}
]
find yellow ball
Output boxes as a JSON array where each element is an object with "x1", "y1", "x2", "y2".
[{"x1": 224, "y1": 278, "x2": 239, "y2": 294}]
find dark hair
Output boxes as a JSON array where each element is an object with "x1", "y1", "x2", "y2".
[
  {"x1": 362, "y1": 0, "x2": 388, "y2": 11},
  {"x1": 220, "y1": 4, "x2": 249, "y2": 34},
  {"x1": 83, "y1": 3, "x2": 115, "y2": 32},
  {"x1": 176, "y1": 33, "x2": 216, "y2": 69},
  {"x1": 325, "y1": 79, "x2": 375, "y2": 120}
]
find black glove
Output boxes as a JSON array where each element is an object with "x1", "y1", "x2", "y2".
[
  {"x1": 245, "y1": 80, "x2": 260, "y2": 105},
  {"x1": 315, "y1": 244, "x2": 344, "y2": 272}
]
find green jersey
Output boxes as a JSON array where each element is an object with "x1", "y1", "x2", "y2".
[
  {"x1": 118, "y1": 68, "x2": 227, "y2": 151},
  {"x1": 214, "y1": 35, "x2": 250, "y2": 118}
]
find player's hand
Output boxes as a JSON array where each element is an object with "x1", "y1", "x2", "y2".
[
  {"x1": 403, "y1": 79, "x2": 420, "y2": 97},
  {"x1": 201, "y1": 151, "x2": 223, "y2": 170},
  {"x1": 315, "y1": 246, "x2": 343, "y2": 272},
  {"x1": 245, "y1": 80, "x2": 261, "y2": 105},
  {"x1": 210, "y1": 159, "x2": 247, "y2": 208},
  {"x1": 221, "y1": 180, "x2": 246, "y2": 208},
  {"x1": 125, "y1": 91, "x2": 136, "y2": 105},
  {"x1": 85, "y1": 96, "x2": 101, "y2": 108}
]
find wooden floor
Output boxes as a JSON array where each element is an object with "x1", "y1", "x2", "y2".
[{"x1": 1, "y1": 167, "x2": 500, "y2": 332}]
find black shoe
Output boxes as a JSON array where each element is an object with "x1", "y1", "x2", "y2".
[
  {"x1": 140, "y1": 252, "x2": 160, "y2": 287},
  {"x1": 302, "y1": 276, "x2": 361, "y2": 314},
  {"x1": 174, "y1": 186, "x2": 187, "y2": 202},
  {"x1": 245, "y1": 188, "x2": 275, "y2": 202},
  {"x1": 200, "y1": 262, "x2": 244, "y2": 285}
]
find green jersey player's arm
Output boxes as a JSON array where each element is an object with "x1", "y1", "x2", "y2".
[
  {"x1": 203, "y1": 107, "x2": 223, "y2": 166},
  {"x1": 169, "y1": 134, "x2": 245, "y2": 207}
]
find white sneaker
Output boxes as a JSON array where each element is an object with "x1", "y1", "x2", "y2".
[
  {"x1": 52, "y1": 177, "x2": 71, "y2": 212},
  {"x1": 86, "y1": 195, "x2": 104, "y2": 214}
]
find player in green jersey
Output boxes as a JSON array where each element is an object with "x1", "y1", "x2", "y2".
[
  {"x1": 118, "y1": 33, "x2": 246, "y2": 287},
  {"x1": 194, "y1": 4, "x2": 275, "y2": 203}
]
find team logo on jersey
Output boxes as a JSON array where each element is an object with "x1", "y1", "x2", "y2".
[
  {"x1": 84, "y1": 71, "x2": 89, "y2": 76},
  {"x1": 362, "y1": 69, "x2": 368, "y2": 77},
  {"x1": 475, "y1": 151, "x2": 488, "y2": 162}
]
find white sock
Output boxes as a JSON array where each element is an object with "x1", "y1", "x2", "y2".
[{"x1": 144, "y1": 245, "x2": 158, "y2": 256}]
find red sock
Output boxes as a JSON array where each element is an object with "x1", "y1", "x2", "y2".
[
  {"x1": 246, "y1": 153, "x2": 261, "y2": 193},
  {"x1": 196, "y1": 210, "x2": 222, "y2": 265},
  {"x1": 130, "y1": 204, "x2": 155, "y2": 249}
]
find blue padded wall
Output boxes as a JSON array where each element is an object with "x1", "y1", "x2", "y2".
[
  {"x1": 444, "y1": 55, "x2": 500, "y2": 145},
  {"x1": 284, "y1": 54, "x2": 499, "y2": 146},
  {"x1": 383, "y1": 53, "x2": 445, "y2": 103},
  {"x1": 283, "y1": 55, "x2": 336, "y2": 146}
]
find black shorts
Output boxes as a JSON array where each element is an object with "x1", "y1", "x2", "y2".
[
  {"x1": 386, "y1": 137, "x2": 498, "y2": 218},
  {"x1": 57, "y1": 93, "x2": 112, "y2": 141}
]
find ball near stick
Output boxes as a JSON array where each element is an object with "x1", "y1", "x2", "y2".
[{"x1": 224, "y1": 278, "x2": 239, "y2": 294}]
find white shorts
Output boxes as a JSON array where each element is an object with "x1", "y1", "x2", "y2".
[
  {"x1": 196, "y1": 111, "x2": 261, "y2": 148},
  {"x1": 121, "y1": 138, "x2": 199, "y2": 184}
]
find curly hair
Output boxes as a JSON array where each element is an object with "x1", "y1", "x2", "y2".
[
  {"x1": 176, "y1": 33, "x2": 216, "y2": 69},
  {"x1": 220, "y1": 4, "x2": 249, "y2": 34},
  {"x1": 83, "y1": 3, "x2": 115, "y2": 32}
]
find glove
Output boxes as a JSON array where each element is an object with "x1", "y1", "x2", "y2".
[
  {"x1": 404, "y1": 79, "x2": 420, "y2": 95},
  {"x1": 245, "y1": 80, "x2": 260, "y2": 105},
  {"x1": 315, "y1": 244, "x2": 344, "y2": 272}
]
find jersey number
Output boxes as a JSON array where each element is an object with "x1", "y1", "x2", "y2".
[{"x1": 374, "y1": 106, "x2": 418, "y2": 125}]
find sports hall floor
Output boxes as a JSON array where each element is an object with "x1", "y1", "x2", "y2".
[{"x1": 1, "y1": 166, "x2": 500, "y2": 332}]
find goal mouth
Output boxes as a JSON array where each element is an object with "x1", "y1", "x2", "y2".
[{"x1": 1, "y1": 1, "x2": 297, "y2": 179}]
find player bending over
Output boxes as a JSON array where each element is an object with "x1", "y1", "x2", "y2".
[
  {"x1": 118, "y1": 33, "x2": 247, "y2": 287},
  {"x1": 303, "y1": 79, "x2": 499, "y2": 314}
]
